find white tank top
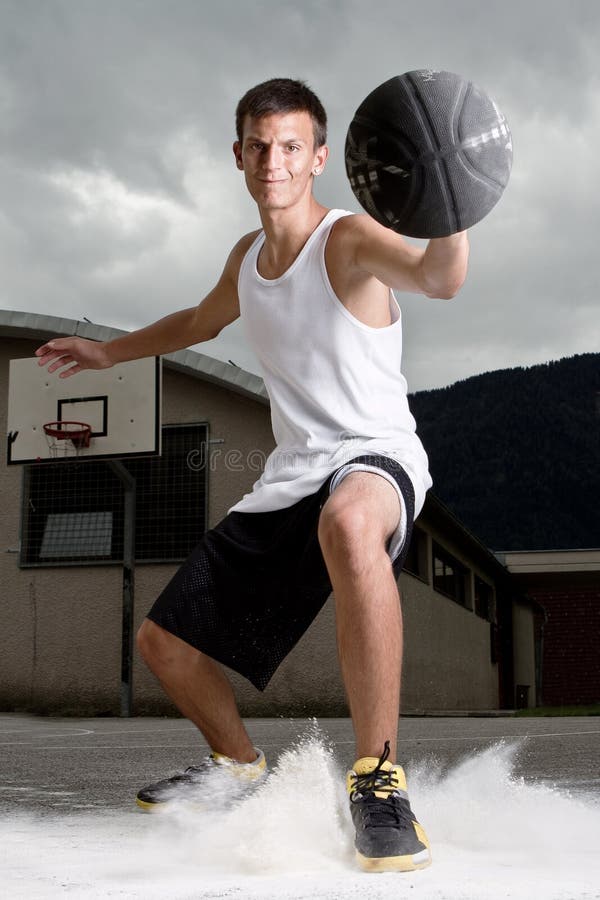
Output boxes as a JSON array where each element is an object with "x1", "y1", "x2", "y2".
[{"x1": 229, "y1": 209, "x2": 432, "y2": 517}]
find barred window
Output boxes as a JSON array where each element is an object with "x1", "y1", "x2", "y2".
[
  {"x1": 20, "y1": 423, "x2": 207, "y2": 567},
  {"x1": 432, "y1": 541, "x2": 469, "y2": 607}
]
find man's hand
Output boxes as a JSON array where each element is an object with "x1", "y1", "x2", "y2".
[{"x1": 35, "y1": 337, "x2": 114, "y2": 378}]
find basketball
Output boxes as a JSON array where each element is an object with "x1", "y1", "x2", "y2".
[{"x1": 345, "y1": 70, "x2": 512, "y2": 238}]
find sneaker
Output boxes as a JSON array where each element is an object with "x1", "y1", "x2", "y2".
[
  {"x1": 135, "y1": 748, "x2": 267, "y2": 811},
  {"x1": 347, "y1": 740, "x2": 431, "y2": 872}
]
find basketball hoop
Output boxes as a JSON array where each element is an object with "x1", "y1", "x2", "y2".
[{"x1": 43, "y1": 421, "x2": 92, "y2": 458}]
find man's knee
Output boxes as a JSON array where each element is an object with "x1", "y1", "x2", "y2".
[
  {"x1": 318, "y1": 473, "x2": 400, "y2": 560},
  {"x1": 318, "y1": 500, "x2": 378, "y2": 573},
  {"x1": 136, "y1": 619, "x2": 181, "y2": 672}
]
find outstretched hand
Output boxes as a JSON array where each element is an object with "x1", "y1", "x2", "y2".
[{"x1": 35, "y1": 337, "x2": 113, "y2": 378}]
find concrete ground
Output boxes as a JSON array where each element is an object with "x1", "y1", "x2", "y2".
[
  {"x1": 2, "y1": 713, "x2": 600, "y2": 900},
  {"x1": 2, "y1": 712, "x2": 599, "y2": 814}
]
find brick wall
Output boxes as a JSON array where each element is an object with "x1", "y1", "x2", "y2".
[{"x1": 530, "y1": 584, "x2": 600, "y2": 706}]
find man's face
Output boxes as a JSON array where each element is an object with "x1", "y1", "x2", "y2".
[{"x1": 233, "y1": 110, "x2": 328, "y2": 210}]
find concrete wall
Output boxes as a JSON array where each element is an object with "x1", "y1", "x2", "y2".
[
  {"x1": 397, "y1": 506, "x2": 503, "y2": 711},
  {"x1": 1, "y1": 335, "x2": 516, "y2": 716},
  {"x1": 512, "y1": 599, "x2": 537, "y2": 708},
  {"x1": 401, "y1": 572, "x2": 498, "y2": 711}
]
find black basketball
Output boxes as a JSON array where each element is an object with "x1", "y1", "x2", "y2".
[{"x1": 345, "y1": 70, "x2": 513, "y2": 238}]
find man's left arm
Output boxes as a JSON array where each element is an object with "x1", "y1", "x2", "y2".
[{"x1": 347, "y1": 214, "x2": 470, "y2": 299}]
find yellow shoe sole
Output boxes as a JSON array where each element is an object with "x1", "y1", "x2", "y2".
[
  {"x1": 356, "y1": 848, "x2": 432, "y2": 873},
  {"x1": 135, "y1": 795, "x2": 211, "y2": 812},
  {"x1": 135, "y1": 796, "x2": 165, "y2": 812}
]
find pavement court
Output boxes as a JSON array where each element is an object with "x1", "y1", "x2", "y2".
[
  {"x1": 2, "y1": 713, "x2": 600, "y2": 900},
  {"x1": 2, "y1": 712, "x2": 599, "y2": 813}
]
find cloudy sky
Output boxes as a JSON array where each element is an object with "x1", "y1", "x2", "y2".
[{"x1": 1, "y1": 0, "x2": 598, "y2": 391}]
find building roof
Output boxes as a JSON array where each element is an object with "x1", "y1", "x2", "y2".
[
  {"x1": 0, "y1": 309, "x2": 269, "y2": 406},
  {"x1": 496, "y1": 549, "x2": 600, "y2": 574}
]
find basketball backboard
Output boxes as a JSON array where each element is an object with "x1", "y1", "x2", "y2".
[{"x1": 7, "y1": 356, "x2": 161, "y2": 464}]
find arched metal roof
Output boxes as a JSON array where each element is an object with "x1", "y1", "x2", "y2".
[{"x1": 0, "y1": 309, "x2": 269, "y2": 406}]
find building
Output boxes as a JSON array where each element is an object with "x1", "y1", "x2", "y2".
[
  {"x1": 498, "y1": 550, "x2": 600, "y2": 707},
  {"x1": 1, "y1": 310, "x2": 536, "y2": 716}
]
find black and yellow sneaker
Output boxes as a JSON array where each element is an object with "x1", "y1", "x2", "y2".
[
  {"x1": 135, "y1": 748, "x2": 267, "y2": 811},
  {"x1": 347, "y1": 741, "x2": 431, "y2": 873}
]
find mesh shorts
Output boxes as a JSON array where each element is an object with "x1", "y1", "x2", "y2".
[{"x1": 147, "y1": 454, "x2": 415, "y2": 691}]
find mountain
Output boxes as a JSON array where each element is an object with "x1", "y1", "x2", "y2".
[{"x1": 408, "y1": 353, "x2": 600, "y2": 551}]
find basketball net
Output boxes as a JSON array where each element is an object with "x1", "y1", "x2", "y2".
[{"x1": 43, "y1": 422, "x2": 92, "y2": 458}]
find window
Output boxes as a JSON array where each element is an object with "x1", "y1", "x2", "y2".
[
  {"x1": 403, "y1": 525, "x2": 429, "y2": 581},
  {"x1": 39, "y1": 511, "x2": 113, "y2": 560},
  {"x1": 474, "y1": 576, "x2": 494, "y2": 621},
  {"x1": 432, "y1": 541, "x2": 469, "y2": 606},
  {"x1": 20, "y1": 424, "x2": 208, "y2": 567}
]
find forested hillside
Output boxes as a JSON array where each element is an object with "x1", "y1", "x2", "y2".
[{"x1": 409, "y1": 354, "x2": 599, "y2": 551}]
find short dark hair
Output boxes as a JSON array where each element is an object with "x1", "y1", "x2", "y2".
[{"x1": 235, "y1": 78, "x2": 327, "y2": 148}]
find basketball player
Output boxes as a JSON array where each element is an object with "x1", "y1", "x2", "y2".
[{"x1": 36, "y1": 78, "x2": 468, "y2": 872}]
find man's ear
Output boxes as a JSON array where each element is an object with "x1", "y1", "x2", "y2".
[
  {"x1": 233, "y1": 142, "x2": 244, "y2": 170},
  {"x1": 312, "y1": 143, "x2": 329, "y2": 176}
]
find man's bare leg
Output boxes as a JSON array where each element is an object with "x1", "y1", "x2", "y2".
[
  {"x1": 318, "y1": 472, "x2": 403, "y2": 762},
  {"x1": 136, "y1": 620, "x2": 257, "y2": 763}
]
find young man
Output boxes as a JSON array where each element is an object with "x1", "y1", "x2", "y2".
[{"x1": 37, "y1": 78, "x2": 468, "y2": 872}]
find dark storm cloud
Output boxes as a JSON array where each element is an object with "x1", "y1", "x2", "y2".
[{"x1": 1, "y1": 0, "x2": 598, "y2": 388}]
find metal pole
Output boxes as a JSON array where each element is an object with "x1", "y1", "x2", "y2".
[{"x1": 108, "y1": 460, "x2": 136, "y2": 717}]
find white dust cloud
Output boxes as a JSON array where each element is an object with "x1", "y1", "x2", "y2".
[{"x1": 2, "y1": 733, "x2": 600, "y2": 899}]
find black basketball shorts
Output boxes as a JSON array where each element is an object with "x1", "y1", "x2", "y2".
[{"x1": 147, "y1": 454, "x2": 415, "y2": 691}]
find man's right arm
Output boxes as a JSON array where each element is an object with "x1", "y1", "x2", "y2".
[{"x1": 36, "y1": 232, "x2": 258, "y2": 378}]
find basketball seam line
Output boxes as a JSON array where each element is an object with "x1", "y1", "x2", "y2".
[
  {"x1": 454, "y1": 83, "x2": 507, "y2": 194},
  {"x1": 405, "y1": 72, "x2": 457, "y2": 234}
]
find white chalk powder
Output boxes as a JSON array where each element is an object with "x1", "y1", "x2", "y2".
[{"x1": 2, "y1": 733, "x2": 600, "y2": 899}]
